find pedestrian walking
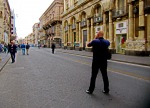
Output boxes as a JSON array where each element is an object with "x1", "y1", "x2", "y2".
[
  {"x1": 4, "y1": 43, "x2": 8, "y2": 53},
  {"x1": 26, "y1": 43, "x2": 30, "y2": 55},
  {"x1": 0, "y1": 43, "x2": 2, "y2": 53},
  {"x1": 8, "y1": 41, "x2": 17, "y2": 63},
  {"x1": 21, "y1": 43, "x2": 26, "y2": 55},
  {"x1": 51, "y1": 43, "x2": 56, "y2": 54},
  {"x1": 38, "y1": 44, "x2": 41, "y2": 49},
  {"x1": 86, "y1": 31, "x2": 110, "y2": 94}
]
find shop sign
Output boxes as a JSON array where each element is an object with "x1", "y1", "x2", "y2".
[
  {"x1": 116, "y1": 21, "x2": 128, "y2": 34},
  {"x1": 95, "y1": 26, "x2": 103, "y2": 34}
]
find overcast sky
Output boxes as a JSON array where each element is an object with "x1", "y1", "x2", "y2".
[{"x1": 8, "y1": 0, "x2": 53, "y2": 39}]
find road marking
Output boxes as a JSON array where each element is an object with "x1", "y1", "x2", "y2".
[
  {"x1": 57, "y1": 55, "x2": 150, "y2": 82},
  {"x1": 108, "y1": 60, "x2": 150, "y2": 69},
  {"x1": 57, "y1": 51, "x2": 150, "y2": 68}
]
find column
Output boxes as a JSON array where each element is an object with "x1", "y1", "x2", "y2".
[
  {"x1": 68, "y1": 24, "x2": 71, "y2": 43},
  {"x1": 91, "y1": 18, "x2": 94, "y2": 41},
  {"x1": 138, "y1": 0, "x2": 145, "y2": 40},
  {"x1": 69, "y1": 24, "x2": 73, "y2": 47},
  {"x1": 103, "y1": 13, "x2": 107, "y2": 39},
  {"x1": 147, "y1": 15, "x2": 150, "y2": 51},
  {"x1": 76, "y1": 22, "x2": 79, "y2": 42},
  {"x1": 79, "y1": 21, "x2": 82, "y2": 47},
  {"x1": 128, "y1": 3, "x2": 134, "y2": 40},
  {"x1": 87, "y1": 19, "x2": 90, "y2": 43},
  {"x1": 109, "y1": 10, "x2": 114, "y2": 49}
]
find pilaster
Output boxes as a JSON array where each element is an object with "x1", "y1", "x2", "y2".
[
  {"x1": 109, "y1": 10, "x2": 114, "y2": 49},
  {"x1": 87, "y1": 19, "x2": 90, "y2": 42},
  {"x1": 138, "y1": 0, "x2": 145, "y2": 40},
  {"x1": 128, "y1": 3, "x2": 134, "y2": 40},
  {"x1": 103, "y1": 13, "x2": 107, "y2": 39},
  {"x1": 76, "y1": 22, "x2": 79, "y2": 42},
  {"x1": 90, "y1": 18, "x2": 94, "y2": 41}
]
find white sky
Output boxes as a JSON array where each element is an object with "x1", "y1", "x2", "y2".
[{"x1": 8, "y1": 0, "x2": 53, "y2": 39}]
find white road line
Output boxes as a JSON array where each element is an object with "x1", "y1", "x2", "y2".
[{"x1": 108, "y1": 60, "x2": 150, "y2": 68}]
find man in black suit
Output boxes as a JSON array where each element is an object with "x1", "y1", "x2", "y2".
[
  {"x1": 86, "y1": 31, "x2": 110, "y2": 94},
  {"x1": 8, "y1": 41, "x2": 17, "y2": 63}
]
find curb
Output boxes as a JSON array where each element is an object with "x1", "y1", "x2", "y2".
[{"x1": 0, "y1": 57, "x2": 10, "y2": 72}]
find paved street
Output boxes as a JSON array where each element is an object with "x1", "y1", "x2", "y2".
[{"x1": 0, "y1": 48, "x2": 150, "y2": 108}]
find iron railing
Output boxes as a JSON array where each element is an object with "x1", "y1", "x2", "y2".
[
  {"x1": 94, "y1": 15, "x2": 103, "y2": 23},
  {"x1": 80, "y1": 20, "x2": 87, "y2": 27},
  {"x1": 112, "y1": 6, "x2": 128, "y2": 18}
]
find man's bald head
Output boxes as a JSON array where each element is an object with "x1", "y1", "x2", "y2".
[
  {"x1": 97, "y1": 31, "x2": 104, "y2": 37},
  {"x1": 95, "y1": 31, "x2": 104, "y2": 39}
]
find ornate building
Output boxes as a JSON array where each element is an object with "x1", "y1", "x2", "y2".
[
  {"x1": 0, "y1": 0, "x2": 11, "y2": 44},
  {"x1": 32, "y1": 23, "x2": 40, "y2": 46},
  {"x1": 39, "y1": 0, "x2": 64, "y2": 48},
  {"x1": 62, "y1": 0, "x2": 150, "y2": 56},
  {"x1": 10, "y1": 9, "x2": 17, "y2": 41}
]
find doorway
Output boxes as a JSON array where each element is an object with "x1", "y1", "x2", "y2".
[
  {"x1": 116, "y1": 34, "x2": 126, "y2": 54},
  {"x1": 73, "y1": 32, "x2": 76, "y2": 49},
  {"x1": 83, "y1": 30, "x2": 87, "y2": 50}
]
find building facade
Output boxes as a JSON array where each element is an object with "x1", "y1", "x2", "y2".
[
  {"x1": 62, "y1": 0, "x2": 150, "y2": 56},
  {"x1": 33, "y1": 23, "x2": 40, "y2": 46},
  {"x1": 39, "y1": 0, "x2": 64, "y2": 48},
  {"x1": 24, "y1": 33, "x2": 34, "y2": 45},
  {"x1": 10, "y1": 9, "x2": 17, "y2": 41},
  {"x1": 0, "y1": 0, "x2": 11, "y2": 44}
]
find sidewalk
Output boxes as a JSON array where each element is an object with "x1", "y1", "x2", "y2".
[
  {"x1": 55, "y1": 49, "x2": 150, "y2": 66},
  {"x1": 0, "y1": 53, "x2": 10, "y2": 71}
]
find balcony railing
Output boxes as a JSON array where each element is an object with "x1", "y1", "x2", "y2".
[
  {"x1": 80, "y1": 20, "x2": 87, "y2": 27},
  {"x1": 65, "y1": 26, "x2": 68, "y2": 31},
  {"x1": 112, "y1": 6, "x2": 128, "y2": 18},
  {"x1": 72, "y1": 24, "x2": 76, "y2": 30},
  {"x1": 94, "y1": 15, "x2": 103, "y2": 23},
  {"x1": 145, "y1": 0, "x2": 150, "y2": 14}
]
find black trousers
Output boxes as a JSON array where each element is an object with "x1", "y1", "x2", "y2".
[
  {"x1": 88, "y1": 61, "x2": 109, "y2": 92},
  {"x1": 52, "y1": 48, "x2": 55, "y2": 54},
  {"x1": 10, "y1": 53, "x2": 15, "y2": 62}
]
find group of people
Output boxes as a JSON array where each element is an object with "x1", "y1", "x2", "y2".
[
  {"x1": 20, "y1": 43, "x2": 30, "y2": 55},
  {"x1": 0, "y1": 43, "x2": 8, "y2": 53},
  {"x1": 6, "y1": 42, "x2": 30, "y2": 63}
]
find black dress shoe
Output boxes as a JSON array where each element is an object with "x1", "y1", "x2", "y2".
[
  {"x1": 86, "y1": 90, "x2": 92, "y2": 94},
  {"x1": 102, "y1": 90, "x2": 109, "y2": 94}
]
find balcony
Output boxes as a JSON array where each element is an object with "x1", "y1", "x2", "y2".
[
  {"x1": 65, "y1": 26, "x2": 68, "y2": 31},
  {"x1": 80, "y1": 20, "x2": 87, "y2": 27},
  {"x1": 72, "y1": 24, "x2": 76, "y2": 30},
  {"x1": 145, "y1": 0, "x2": 150, "y2": 14},
  {"x1": 112, "y1": 6, "x2": 128, "y2": 18},
  {"x1": 94, "y1": 15, "x2": 103, "y2": 23}
]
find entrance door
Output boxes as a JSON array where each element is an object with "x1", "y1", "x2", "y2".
[
  {"x1": 83, "y1": 30, "x2": 87, "y2": 50},
  {"x1": 116, "y1": 34, "x2": 126, "y2": 54},
  {"x1": 73, "y1": 32, "x2": 76, "y2": 48}
]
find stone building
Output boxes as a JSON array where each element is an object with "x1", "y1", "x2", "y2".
[
  {"x1": 62, "y1": 0, "x2": 150, "y2": 56},
  {"x1": 33, "y1": 23, "x2": 40, "y2": 46},
  {"x1": 10, "y1": 9, "x2": 17, "y2": 41},
  {"x1": 39, "y1": 0, "x2": 64, "y2": 48},
  {"x1": 0, "y1": 0, "x2": 11, "y2": 44},
  {"x1": 25, "y1": 33, "x2": 34, "y2": 45}
]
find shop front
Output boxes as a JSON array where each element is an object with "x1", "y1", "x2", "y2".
[{"x1": 115, "y1": 21, "x2": 128, "y2": 54}]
